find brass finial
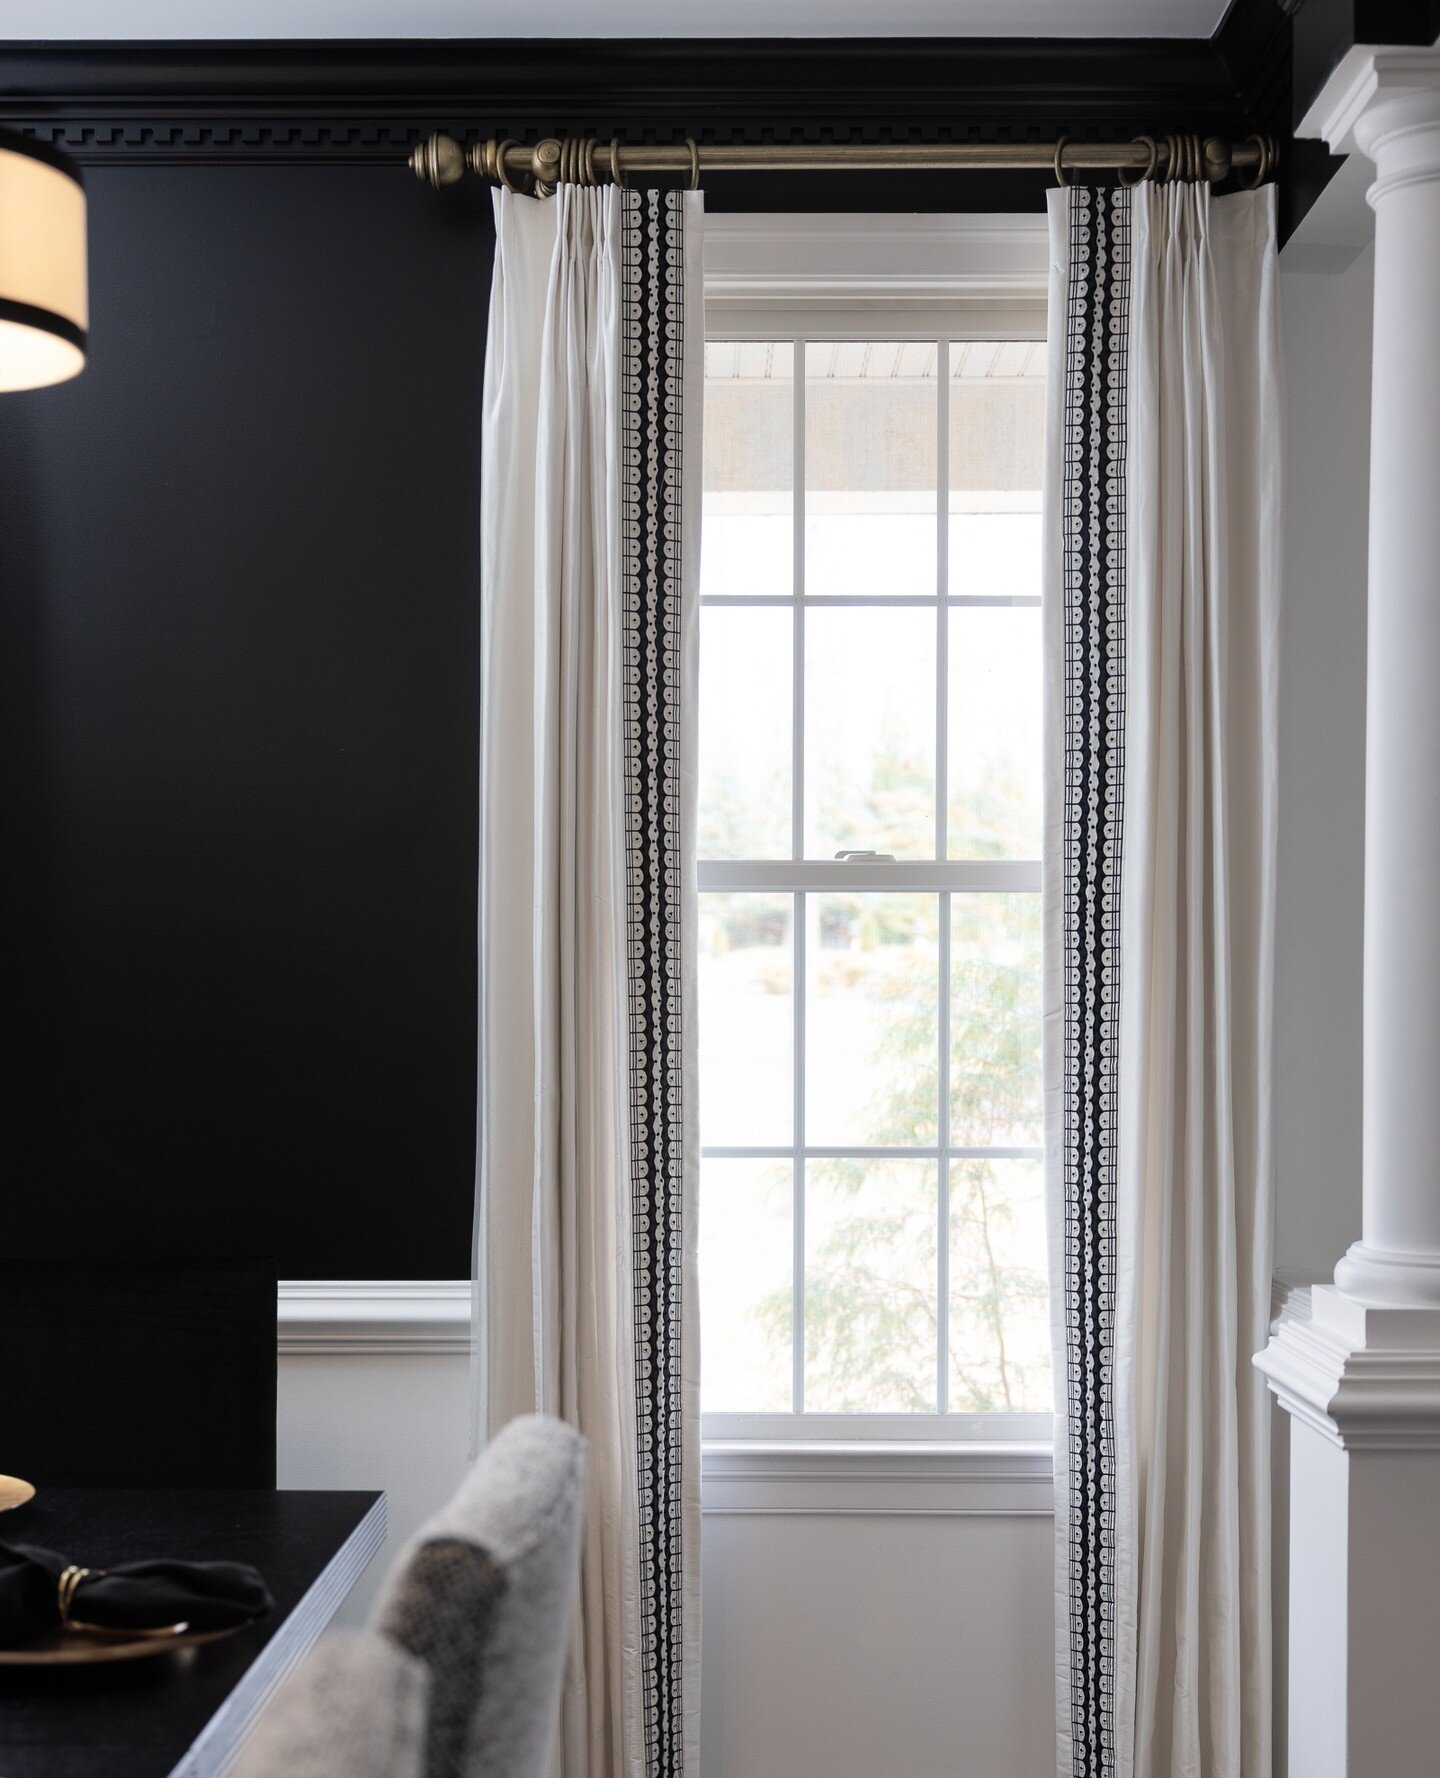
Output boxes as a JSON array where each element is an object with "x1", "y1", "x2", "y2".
[{"x1": 410, "y1": 132, "x2": 466, "y2": 189}]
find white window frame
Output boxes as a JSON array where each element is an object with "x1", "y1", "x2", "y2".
[{"x1": 698, "y1": 215, "x2": 1055, "y2": 1504}]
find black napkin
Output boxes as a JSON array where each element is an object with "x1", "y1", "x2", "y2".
[{"x1": 0, "y1": 1540, "x2": 272, "y2": 1647}]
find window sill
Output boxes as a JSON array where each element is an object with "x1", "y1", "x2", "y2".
[{"x1": 700, "y1": 1438, "x2": 1054, "y2": 1518}]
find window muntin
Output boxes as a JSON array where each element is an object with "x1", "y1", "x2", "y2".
[{"x1": 698, "y1": 334, "x2": 1047, "y2": 1436}]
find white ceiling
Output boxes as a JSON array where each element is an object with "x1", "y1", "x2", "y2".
[{"x1": 0, "y1": 0, "x2": 1233, "y2": 41}]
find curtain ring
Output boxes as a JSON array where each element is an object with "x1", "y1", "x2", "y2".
[
  {"x1": 493, "y1": 139, "x2": 521, "y2": 194},
  {"x1": 684, "y1": 137, "x2": 700, "y2": 191},
  {"x1": 1118, "y1": 134, "x2": 1157, "y2": 189},
  {"x1": 609, "y1": 138, "x2": 628, "y2": 189},
  {"x1": 554, "y1": 137, "x2": 591, "y2": 189},
  {"x1": 1236, "y1": 133, "x2": 1271, "y2": 190},
  {"x1": 1052, "y1": 134, "x2": 1071, "y2": 188}
]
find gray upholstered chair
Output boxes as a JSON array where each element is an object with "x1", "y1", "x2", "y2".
[
  {"x1": 233, "y1": 1414, "x2": 586, "y2": 1778},
  {"x1": 232, "y1": 1629, "x2": 429, "y2": 1778},
  {"x1": 373, "y1": 1413, "x2": 586, "y2": 1778}
]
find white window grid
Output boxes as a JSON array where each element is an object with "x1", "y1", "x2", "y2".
[{"x1": 700, "y1": 328, "x2": 1048, "y2": 1442}]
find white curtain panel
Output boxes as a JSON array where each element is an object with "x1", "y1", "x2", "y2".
[
  {"x1": 1043, "y1": 183, "x2": 1279, "y2": 1778},
  {"x1": 476, "y1": 183, "x2": 704, "y2": 1778}
]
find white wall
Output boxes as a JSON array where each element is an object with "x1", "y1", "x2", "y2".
[
  {"x1": 277, "y1": 1339, "x2": 1055, "y2": 1778},
  {"x1": 1273, "y1": 242, "x2": 1374, "y2": 1281},
  {"x1": 1267, "y1": 234, "x2": 1376, "y2": 1778},
  {"x1": 277, "y1": 1349, "x2": 472, "y2": 1622},
  {"x1": 702, "y1": 1511, "x2": 1053, "y2": 1778}
]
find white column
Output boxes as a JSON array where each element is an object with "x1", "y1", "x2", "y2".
[
  {"x1": 1257, "y1": 44, "x2": 1440, "y2": 1778},
  {"x1": 1338, "y1": 47, "x2": 1440, "y2": 1309}
]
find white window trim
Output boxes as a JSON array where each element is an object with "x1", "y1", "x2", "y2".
[
  {"x1": 702, "y1": 1438, "x2": 1053, "y2": 1518},
  {"x1": 699, "y1": 214, "x2": 1053, "y2": 1503},
  {"x1": 703, "y1": 210, "x2": 1049, "y2": 340}
]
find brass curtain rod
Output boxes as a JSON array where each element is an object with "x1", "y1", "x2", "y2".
[{"x1": 410, "y1": 129, "x2": 1278, "y2": 196}]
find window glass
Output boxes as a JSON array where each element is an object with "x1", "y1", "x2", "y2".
[{"x1": 699, "y1": 335, "x2": 1047, "y2": 1424}]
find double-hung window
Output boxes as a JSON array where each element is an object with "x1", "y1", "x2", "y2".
[{"x1": 698, "y1": 224, "x2": 1050, "y2": 1447}]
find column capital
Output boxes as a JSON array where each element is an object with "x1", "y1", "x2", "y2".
[
  {"x1": 1300, "y1": 44, "x2": 1440, "y2": 160},
  {"x1": 1257, "y1": 1284, "x2": 1440, "y2": 1449}
]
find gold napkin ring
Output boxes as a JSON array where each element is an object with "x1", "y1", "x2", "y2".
[{"x1": 57, "y1": 1564, "x2": 104, "y2": 1628}]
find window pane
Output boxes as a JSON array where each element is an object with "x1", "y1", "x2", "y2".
[
  {"x1": 703, "y1": 340, "x2": 792, "y2": 599},
  {"x1": 950, "y1": 893, "x2": 1042, "y2": 1148},
  {"x1": 804, "y1": 605, "x2": 936, "y2": 859},
  {"x1": 699, "y1": 605, "x2": 792, "y2": 859},
  {"x1": 805, "y1": 1157, "x2": 938, "y2": 1411},
  {"x1": 949, "y1": 508, "x2": 1041, "y2": 599},
  {"x1": 948, "y1": 1158, "x2": 1051, "y2": 1412},
  {"x1": 701, "y1": 1157, "x2": 794, "y2": 1412},
  {"x1": 949, "y1": 341, "x2": 1043, "y2": 598},
  {"x1": 806, "y1": 340, "x2": 936, "y2": 597},
  {"x1": 806, "y1": 893, "x2": 939, "y2": 1147},
  {"x1": 699, "y1": 893, "x2": 793, "y2": 1148},
  {"x1": 947, "y1": 605, "x2": 1041, "y2": 858}
]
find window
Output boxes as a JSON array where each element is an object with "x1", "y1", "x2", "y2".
[{"x1": 698, "y1": 326, "x2": 1048, "y2": 1442}]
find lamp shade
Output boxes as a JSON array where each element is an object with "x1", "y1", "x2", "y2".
[{"x1": 0, "y1": 128, "x2": 87, "y2": 392}]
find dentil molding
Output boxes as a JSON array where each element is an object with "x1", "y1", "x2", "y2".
[{"x1": 0, "y1": 36, "x2": 1259, "y2": 167}]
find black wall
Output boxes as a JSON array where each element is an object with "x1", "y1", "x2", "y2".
[
  {"x1": 0, "y1": 162, "x2": 491, "y2": 1276},
  {"x1": 0, "y1": 25, "x2": 1309, "y2": 1278}
]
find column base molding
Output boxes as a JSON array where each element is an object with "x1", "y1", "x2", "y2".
[
  {"x1": 1334, "y1": 1236, "x2": 1440, "y2": 1308},
  {"x1": 1257, "y1": 1283, "x2": 1440, "y2": 1449}
]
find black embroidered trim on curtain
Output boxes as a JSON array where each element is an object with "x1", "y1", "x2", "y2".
[
  {"x1": 620, "y1": 185, "x2": 688, "y2": 1778},
  {"x1": 1061, "y1": 182, "x2": 1130, "y2": 1778}
]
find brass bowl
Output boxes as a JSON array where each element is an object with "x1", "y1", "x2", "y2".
[
  {"x1": 0, "y1": 1475, "x2": 35, "y2": 1512},
  {"x1": 0, "y1": 1622, "x2": 243, "y2": 1667}
]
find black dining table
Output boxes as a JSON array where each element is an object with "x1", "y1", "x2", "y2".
[{"x1": 0, "y1": 1487, "x2": 386, "y2": 1778}]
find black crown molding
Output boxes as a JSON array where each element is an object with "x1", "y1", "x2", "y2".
[
  {"x1": 0, "y1": 36, "x2": 1259, "y2": 168},
  {"x1": 8, "y1": 5, "x2": 1434, "y2": 236},
  {"x1": 1215, "y1": 0, "x2": 1294, "y2": 127},
  {"x1": 1289, "y1": 0, "x2": 1440, "y2": 123}
]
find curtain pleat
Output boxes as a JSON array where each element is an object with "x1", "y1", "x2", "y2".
[
  {"x1": 1044, "y1": 182, "x2": 1279, "y2": 1778},
  {"x1": 476, "y1": 183, "x2": 703, "y2": 1778}
]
